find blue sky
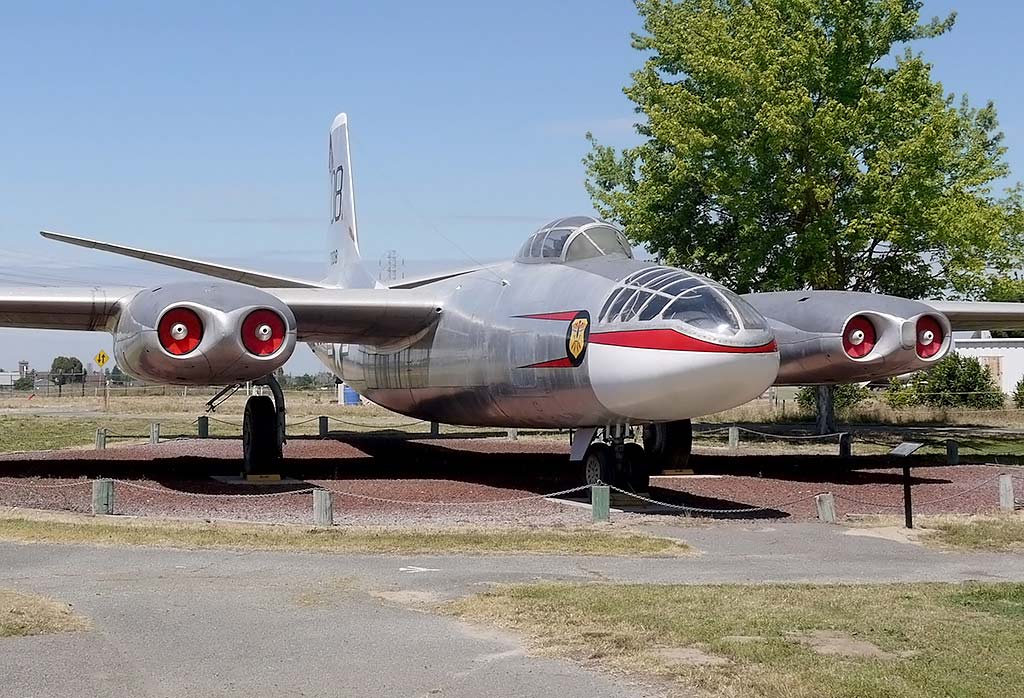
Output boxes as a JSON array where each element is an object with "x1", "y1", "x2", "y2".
[{"x1": 0, "y1": 0, "x2": 1022, "y2": 373}]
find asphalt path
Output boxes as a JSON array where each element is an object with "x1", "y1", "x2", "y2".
[{"x1": 2, "y1": 521, "x2": 1023, "y2": 697}]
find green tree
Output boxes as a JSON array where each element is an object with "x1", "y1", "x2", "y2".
[
  {"x1": 885, "y1": 353, "x2": 1004, "y2": 409},
  {"x1": 796, "y1": 383, "x2": 870, "y2": 415},
  {"x1": 1013, "y1": 375, "x2": 1024, "y2": 409},
  {"x1": 585, "y1": 0, "x2": 1024, "y2": 430},
  {"x1": 13, "y1": 374, "x2": 34, "y2": 391},
  {"x1": 985, "y1": 274, "x2": 1024, "y2": 338},
  {"x1": 49, "y1": 356, "x2": 84, "y2": 385}
]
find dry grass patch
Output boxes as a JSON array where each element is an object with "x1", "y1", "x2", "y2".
[
  {"x1": 0, "y1": 515, "x2": 689, "y2": 556},
  {"x1": 0, "y1": 588, "x2": 89, "y2": 637},
  {"x1": 450, "y1": 582, "x2": 1024, "y2": 698},
  {"x1": 921, "y1": 514, "x2": 1024, "y2": 551}
]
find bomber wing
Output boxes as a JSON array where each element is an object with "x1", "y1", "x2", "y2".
[
  {"x1": 0, "y1": 286, "x2": 442, "y2": 347},
  {"x1": 922, "y1": 300, "x2": 1024, "y2": 331},
  {"x1": 40, "y1": 231, "x2": 326, "y2": 289}
]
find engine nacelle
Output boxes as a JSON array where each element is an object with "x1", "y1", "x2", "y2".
[
  {"x1": 113, "y1": 282, "x2": 297, "y2": 385},
  {"x1": 744, "y1": 291, "x2": 951, "y2": 385}
]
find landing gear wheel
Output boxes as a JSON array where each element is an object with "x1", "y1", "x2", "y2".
[
  {"x1": 582, "y1": 443, "x2": 613, "y2": 486},
  {"x1": 643, "y1": 419, "x2": 692, "y2": 473},
  {"x1": 623, "y1": 442, "x2": 650, "y2": 493},
  {"x1": 242, "y1": 395, "x2": 281, "y2": 476}
]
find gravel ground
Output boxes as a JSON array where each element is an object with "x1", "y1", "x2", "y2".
[{"x1": 0, "y1": 436, "x2": 1020, "y2": 524}]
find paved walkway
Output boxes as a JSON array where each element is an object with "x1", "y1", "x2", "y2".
[{"x1": 2, "y1": 522, "x2": 1022, "y2": 697}]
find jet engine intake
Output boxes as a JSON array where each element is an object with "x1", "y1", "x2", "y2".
[
  {"x1": 743, "y1": 291, "x2": 952, "y2": 385},
  {"x1": 113, "y1": 283, "x2": 297, "y2": 385}
]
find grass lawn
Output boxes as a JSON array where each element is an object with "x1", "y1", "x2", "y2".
[
  {"x1": 0, "y1": 516, "x2": 690, "y2": 556},
  {"x1": 0, "y1": 588, "x2": 89, "y2": 637},
  {"x1": 451, "y1": 582, "x2": 1024, "y2": 698},
  {"x1": 923, "y1": 515, "x2": 1024, "y2": 551}
]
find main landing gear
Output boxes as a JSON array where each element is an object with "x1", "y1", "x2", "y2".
[
  {"x1": 573, "y1": 419, "x2": 693, "y2": 493},
  {"x1": 242, "y1": 375, "x2": 286, "y2": 476}
]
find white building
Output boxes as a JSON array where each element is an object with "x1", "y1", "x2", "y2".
[{"x1": 952, "y1": 331, "x2": 1024, "y2": 394}]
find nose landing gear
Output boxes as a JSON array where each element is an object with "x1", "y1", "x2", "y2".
[{"x1": 575, "y1": 425, "x2": 650, "y2": 493}]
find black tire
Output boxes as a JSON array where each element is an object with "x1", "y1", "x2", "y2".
[
  {"x1": 623, "y1": 442, "x2": 650, "y2": 493},
  {"x1": 582, "y1": 443, "x2": 613, "y2": 486},
  {"x1": 243, "y1": 395, "x2": 281, "y2": 475},
  {"x1": 643, "y1": 419, "x2": 692, "y2": 473}
]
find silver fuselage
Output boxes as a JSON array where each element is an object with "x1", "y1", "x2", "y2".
[{"x1": 312, "y1": 255, "x2": 780, "y2": 428}]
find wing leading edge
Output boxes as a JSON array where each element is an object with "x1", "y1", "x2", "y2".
[
  {"x1": 923, "y1": 300, "x2": 1024, "y2": 331},
  {"x1": 0, "y1": 286, "x2": 442, "y2": 346},
  {"x1": 40, "y1": 231, "x2": 326, "y2": 289}
]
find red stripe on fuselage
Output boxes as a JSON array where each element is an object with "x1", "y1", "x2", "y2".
[
  {"x1": 589, "y1": 329, "x2": 777, "y2": 353},
  {"x1": 515, "y1": 311, "x2": 581, "y2": 321},
  {"x1": 519, "y1": 357, "x2": 575, "y2": 369}
]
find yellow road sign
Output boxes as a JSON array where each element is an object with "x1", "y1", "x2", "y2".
[{"x1": 94, "y1": 350, "x2": 110, "y2": 368}]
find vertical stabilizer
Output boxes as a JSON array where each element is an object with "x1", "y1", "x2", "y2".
[{"x1": 327, "y1": 113, "x2": 375, "y2": 288}]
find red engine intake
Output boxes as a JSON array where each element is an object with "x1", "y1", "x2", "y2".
[
  {"x1": 842, "y1": 315, "x2": 876, "y2": 359},
  {"x1": 916, "y1": 315, "x2": 944, "y2": 359},
  {"x1": 241, "y1": 309, "x2": 287, "y2": 356},
  {"x1": 157, "y1": 307, "x2": 204, "y2": 356}
]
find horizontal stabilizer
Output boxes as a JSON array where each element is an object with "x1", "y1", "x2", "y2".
[{"x1": 41, "y1": 231, "x2": 325, "y2": 289}]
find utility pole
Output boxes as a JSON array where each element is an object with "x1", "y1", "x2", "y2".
[{"x1": 378, "y1": 249, "x2": 405, "y2": 283}]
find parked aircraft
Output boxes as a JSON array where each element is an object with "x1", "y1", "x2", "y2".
[{"x1": 3, "y1": 113, "x2": 1023, "y2": 489}]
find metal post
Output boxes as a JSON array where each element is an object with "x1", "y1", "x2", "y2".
[
  {"x1": 946, "y1": 440, "x2": 959, "y2": 465},
  {"x1": 92, "y1": 479, "x2": 114, "y2": 515},
  {"x1": 728, "y1": 426, "x2": 739, "y2": 450},
  {"x1": 430, "y1": 421, "x2": 440, "y2": 437},
  {"x1": 319, "y1": 416, "x2": 329, "y2": 437},
  {"x1": 839, "y1": 432, "x2": 852, "y2": 458},
  {"x1": 591, "y1": 485, "x2": 610, "y2": 523},
  {"x1": 313, "y1": 489, "x2": 333, "y2": 526},
  {"x1": 104, "y1": 380, "x2": 110, "y2": 411},
  {"x1": 197, "y1": 416, "x2": 209, "y2": 438},
  {"x1": 95, "y1": 428, "x2": 106, "y2": 450},
  {"x1": 149, "y1": 422, "x2": 160, "y2": 445},
  {"x1": 999, "y1": 474, "x2": 1015, "y2": 512},
  {"x1": 814, "y1": 493, "x2": 837, "y2": 523},
  {"x1": 902, "y1": 465, "x2": 913, "y2": 529}
]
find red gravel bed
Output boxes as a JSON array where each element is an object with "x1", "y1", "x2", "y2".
[
  {"x1": 0, "y1": 437, "x2": 1019, "y2": 524},
  {"x1": 0, "y1": 438, "x2": 589, "y2": 526}
]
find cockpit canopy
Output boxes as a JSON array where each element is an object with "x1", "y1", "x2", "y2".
[
  {"x1": 516, "y1": 216, "x2": 633, "y2": 264},
  {"x1": 598, "y1": 266, "x2": 769, "y2": 337}
]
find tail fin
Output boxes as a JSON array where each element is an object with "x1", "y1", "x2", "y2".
[{"x1": 327, "y1": 113, "x2": 375, "y2": 288}]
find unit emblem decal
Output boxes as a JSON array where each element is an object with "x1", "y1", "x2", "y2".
[{"x1": 565, "y1": 311, "x2": 590, "y2": 366}]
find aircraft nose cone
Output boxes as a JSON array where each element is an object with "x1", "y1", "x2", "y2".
[{"x1": 587, "y1": 329, "x2": 780, "y2": 421}]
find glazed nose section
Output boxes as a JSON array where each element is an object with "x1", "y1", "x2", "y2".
[{"x1": 588, "y1": 329, "x2": 780, "y2": 421}]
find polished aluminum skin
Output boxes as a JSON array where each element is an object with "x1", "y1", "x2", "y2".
[{"x1": 114, "y1": 282, "x2": 297, "y2": 385}]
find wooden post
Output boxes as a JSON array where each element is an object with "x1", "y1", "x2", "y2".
[
  {"x1": 814, "y1": 493, "x2": 837, "y2": 523},
  {"x1": 591, "y1": 485, "x2": 610, "y2": 523},
  {"x1": 92, "y1": 479, "x2": 114, "y2": 515},
  {"x1": 430, "y1": 421, "x2": 440, "y2": 437},
  {"x1": 319, "y1": 416, "x2": 329, "y2": 437},
  {"x1": 197, "y1": 416, "x2": 209, "y2": 438},
  {"x1": 839, "y1": 433, "x2": 852, "y2": 458},
  {"x1": 728, "y1": 426, "x2": 739, "y2": 450},
  {"x1": 999, "y1": 474, "x2": 1015, "y2": 512},
  {"x1": 313, "y1": 489, "x2": 333, "y2": 526},
  {"x1": 149, "y1": 422, "x2": 160, "y2": 445},
  {"x1": 946, "y1": 440, "x2": 959, "y2": 465},
  {"x1": 506, "y1": 428, "x2": 519, "y2": 441},
  {"x1": 95, "y1": 428, "x2": 106, "y2": 450}
]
